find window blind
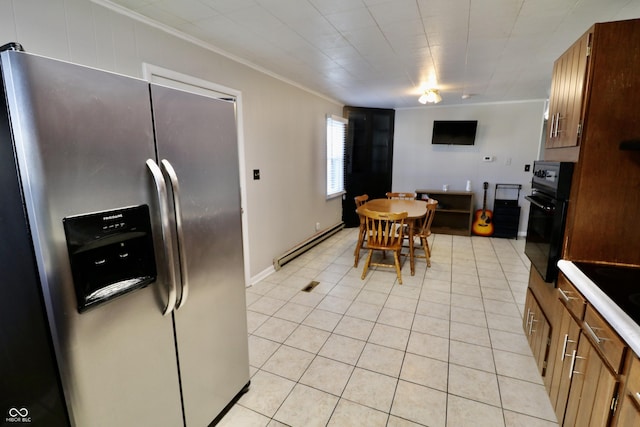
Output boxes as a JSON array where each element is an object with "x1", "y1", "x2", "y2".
[{"x1": 326, "y1": 114, "x2": 347, "y2": 199}]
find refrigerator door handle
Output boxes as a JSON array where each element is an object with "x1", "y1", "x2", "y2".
[
  {"x1": 161, "y1": 159, "x2": 189, "y2": 309},
  {"x1": 146, "y1": 159, "x2": 178, "y2": 315}
]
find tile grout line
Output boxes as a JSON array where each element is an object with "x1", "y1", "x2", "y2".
[{"x1": 238, "y1": 229, "x2": 556, "y2": 426}]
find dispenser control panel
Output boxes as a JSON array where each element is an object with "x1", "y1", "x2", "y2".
[{"x1": 63, "y1": 205, "x2": 156, "y2": 312}]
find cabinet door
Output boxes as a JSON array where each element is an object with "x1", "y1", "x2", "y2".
[
  {"x1": 564, "y1": 334, "x2": 618, "y2": 426},
  {"x1": 548, "y1": 307, "x2": 581, "y2": 423},
  {"x1": 616, "y1": 393, "x2": 640, "y2": 427},
  {"x1": 532, "y1": 308, "x2": 551, "y2": 376},
  {"x1": 546, "y1": 30, "x2": 591, "y2": 149},
  {"x1": 523, "y1": 289, "x2": 551, "y2": 376},
  {"x1": 546, "y1": 52, "x2": 565, "y2": 148},
  {"x1": 615, "y1": 354, "x2": 640, "y2": 427},
  {"x1": 523, "y1": 289, "x2": 537, "y2": 346}
]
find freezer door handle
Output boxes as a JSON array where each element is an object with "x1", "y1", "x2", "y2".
[
  {"x1": 146, "y1": 159, "x2": 177, "y2": 315},
  {"x1": 161, "y1": 159, "x2": 189, "y2": 310}
]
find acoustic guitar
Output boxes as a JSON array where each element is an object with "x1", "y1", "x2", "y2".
[{"x1": 472, "y1": 182, "x2": 494, "y2": 236}]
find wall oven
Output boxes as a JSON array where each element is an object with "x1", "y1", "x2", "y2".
[{"x1": 524, "y1": 161, "x2": 574, "y2": 283}]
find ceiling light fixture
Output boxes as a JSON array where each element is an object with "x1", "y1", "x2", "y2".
[{"x1": 418, "y1": 89, "x2": 442, "y2": 104}]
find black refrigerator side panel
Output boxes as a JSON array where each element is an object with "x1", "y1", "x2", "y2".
[{"x1": 0, "y1": 80, "x2": 70, "y2": 426}]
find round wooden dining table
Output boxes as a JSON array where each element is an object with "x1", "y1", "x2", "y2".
[{"x1": 356, "y1": 198, "x2": 428, "y2": 276}]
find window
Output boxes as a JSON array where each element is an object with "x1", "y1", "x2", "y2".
[{"x1": 326, "y1": 114, "x2": 347, "y2": 199}]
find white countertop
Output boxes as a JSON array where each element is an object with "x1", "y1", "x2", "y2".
[{"x1": 558, "y1": 260, "x2": 640, "y2": 357}]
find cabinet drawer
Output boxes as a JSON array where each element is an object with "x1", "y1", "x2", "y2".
[
  {"x1": 557, "y1": 274, "x2": 586, "y2": 319},
  {"x1": 583, "y1": 305, "x2": 626, "y2": 373}
]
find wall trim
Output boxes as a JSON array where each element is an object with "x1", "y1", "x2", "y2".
[{"x1": 92, "y1": 0, "x2": 342, "y2": 107}]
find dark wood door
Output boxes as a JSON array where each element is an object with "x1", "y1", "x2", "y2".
[{"x1": 343, "y1": 107, "x2": 395, "y2": 227}]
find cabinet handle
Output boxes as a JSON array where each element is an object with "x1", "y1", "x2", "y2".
[
  {"x1": 558, "y1": 288, "x2": 576, "y2": 302},
  {"x1": 568, "y1": 349, "x2": 585, "y2": 379},
  {"x1": 529, "y1": 314, "x2": 537, "y2": 336},
  {"x1": 584, "y1": 321, "x2": 605, "y2": 345},
  {"x1": 568, "y1": 350, "x2": 577, "y2": 378},
  {"x1": 561, "y1": 334, "x2": 569, "y2": 360},
  {"x1": 554, "y1": 113, "x2": 562, "y2": 136},
  {"x1": 560, "y1": 334, "x2": 577, "y2": 361},
  {"x1": 633, "y1": 392, "x2": 640, "y2": 408},
  {"x1": 549, "y1": 114, "x2": 556, "y2": 139}
]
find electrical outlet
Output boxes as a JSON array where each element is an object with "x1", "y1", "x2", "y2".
[
  {"x1": 524, "y1": 164, "x2": 531, "y2": 172},
  {"x1": 253, "y1": 169, "x2": 260, "y2": 180},
  {"x1": 483, "y1": 156, "x2": 494, "y2": 162}
]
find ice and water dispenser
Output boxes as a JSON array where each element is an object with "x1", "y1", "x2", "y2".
[{"x1": 63, "y1": 205, "x2": 157, "y2": 312}]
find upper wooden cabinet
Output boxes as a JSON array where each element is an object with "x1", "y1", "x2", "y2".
[
  {"x1": 545, "y1": 18, "x2": 640, "y2": 162},
  {"x1": 546, "y1": 31, "x2": 591, "y2": 150},
  {"x1": 545, "y1": 18, "x2": 640, "y2": 266}
]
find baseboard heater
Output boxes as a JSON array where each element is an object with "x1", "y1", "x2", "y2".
[{"x1": 273, "y1": 222, "x2": 344, "y2": 270}]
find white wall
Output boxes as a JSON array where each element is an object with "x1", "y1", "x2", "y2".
[
  {"x1": 393, "y1": 101, "x2": 546, "y2": 236},
  {"x1": 0, "y1": 0, "x2": 343, "y2": 283}
]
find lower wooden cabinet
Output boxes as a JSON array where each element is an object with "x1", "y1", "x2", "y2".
[
  {"x1": 528, "y1": 271, "x2": 635, "y2": 426},
  {"x1": 615, "y1": 354, "x2": 640, "y2": 427},
  {"x1": 563, "y1": 334, "x2": 618, "y2": 426},
  {"x1": 616, "y1": 393, "x2": 640, "y2": 427},
  {"x1": 548, "y1": 307, "x2": 582, "y2": 422},
  {"x1": 544, "y1": 304, "x2": 620, "y2": 426},
  {"x1": 524, "y1": 289, "x2": 551, "y2": 376}
]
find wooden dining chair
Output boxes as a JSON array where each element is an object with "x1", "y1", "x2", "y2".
[
  {"x1": 409, "y1": 199, "x2": 438, "y2": 267},
  {"x1": 360, "y1": 208, "x2": 408, "y2": 284},
  {"x1": 386, "y1": 192, "x2": 414, "y2": 237},
  {"x1": 386, "y1": 192, "x2": 416, "y2": 200},
  {"x1": 353, "y1": 194, "x2": 369, "y2": 267}
]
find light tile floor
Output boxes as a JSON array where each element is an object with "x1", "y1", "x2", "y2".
[{"x1": 219, "y1": 228, "x2": 559, "y2": 427}]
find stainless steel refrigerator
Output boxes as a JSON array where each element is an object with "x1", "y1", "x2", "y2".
[{"x1": 0, "y1": 47, "x2": 250, "y2": 426}]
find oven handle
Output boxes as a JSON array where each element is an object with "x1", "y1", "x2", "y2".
[{"x1": 525, "y1": 195, "x2": 555, "y2": 212}]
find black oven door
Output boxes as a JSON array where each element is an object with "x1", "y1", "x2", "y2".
[{"x1": 524, "y1": 192, "x2": 569, "y2": 283}]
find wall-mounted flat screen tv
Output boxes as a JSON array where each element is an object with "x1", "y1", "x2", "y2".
[{"x1": 432, "y1": 120, "x2": 478, "y2": 145}]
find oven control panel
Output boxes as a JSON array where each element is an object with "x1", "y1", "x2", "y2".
[
  {"x1": 534, "y1": 168, "x2": 557, "y2": 179},
  {"x1": 531, "y1": 161, "x2": 574, "y2": 199}
]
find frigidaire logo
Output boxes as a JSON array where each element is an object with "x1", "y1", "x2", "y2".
[
  {"x1": 6, "y1": 407, "x2": 31, "y2": 423},
  {"x1": 103, "y1": 213, "x2": 124, "y2": 221}
]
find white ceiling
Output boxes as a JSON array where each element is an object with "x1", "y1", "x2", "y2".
[{"x1": 103, "y1": 0, "x2": 640, "y2": 108}]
